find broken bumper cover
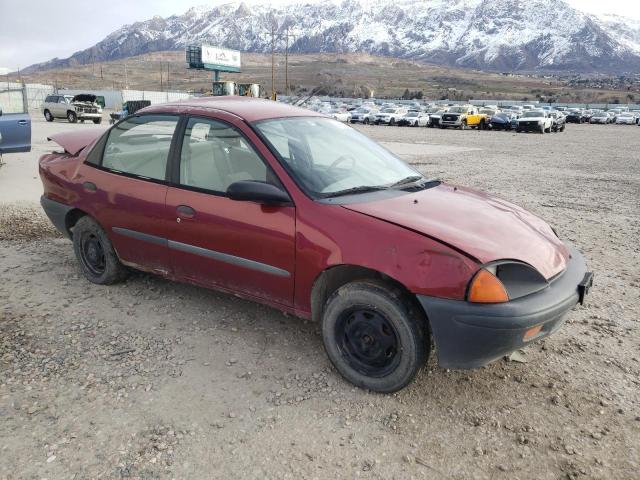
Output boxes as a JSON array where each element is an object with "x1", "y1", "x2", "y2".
[
  {"x1": 41, "y1": 195, "x2": 74, "y2": 238},
  {"x1": 417, "y1": 245, "x2": 591, "y2": 369}
]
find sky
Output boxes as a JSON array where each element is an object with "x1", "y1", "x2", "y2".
[{"x1": 1, "y1": 0, "x2": 639, "y2": 70}]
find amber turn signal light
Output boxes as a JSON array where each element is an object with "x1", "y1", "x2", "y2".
[
  {"x1": 468, "y1": 269, "x2": 509, "y2": 303},
  {"x1": 523, "y1": 324, "x2": 543, "y2": 341}
]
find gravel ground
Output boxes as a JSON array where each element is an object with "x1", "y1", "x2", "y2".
[{"x1": 0, "y1": 118, "x2": 639, "y2": 479}]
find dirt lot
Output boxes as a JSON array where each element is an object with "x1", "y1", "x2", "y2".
[{"x1": 1, "y1": 117, "x2": 639, "y2": 479}]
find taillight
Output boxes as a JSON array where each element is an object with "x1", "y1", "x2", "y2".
[{"x1": 467, "y1": 269, "x2": 509, "y2": 304}]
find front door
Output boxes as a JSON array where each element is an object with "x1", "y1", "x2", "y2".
[{"x1": 165, "y1": 116, "x2": 296, "y2": 307}]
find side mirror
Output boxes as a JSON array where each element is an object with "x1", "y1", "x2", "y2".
[{"x1": 227, "y1": 180, "x2": 291, "y2": 205}]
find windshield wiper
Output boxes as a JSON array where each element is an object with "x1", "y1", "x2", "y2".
[
  {"x1": 321, "y1": 185, "x2": 389, "y2": 198},
  {"x1": 388, "y1": 175, "x2": 424, "y2": 188}
]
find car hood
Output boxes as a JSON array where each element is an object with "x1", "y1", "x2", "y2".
[
  {"x1": 47, "y1": 129, "x2": 106, "y2": 155},
  {"x1": 342, "y1": 183, "x2": 569, "y2": 279}
]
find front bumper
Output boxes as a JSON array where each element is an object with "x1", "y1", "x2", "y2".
[
  {"x1": 77, "y1": 112, "x2": 102, "y2": 120},
  {"x1": 417, "y1": 245, "x2": 591, "y2": 369},
  {"x1": 517, "y1": 122, "x2": 543, "y2": 132}
]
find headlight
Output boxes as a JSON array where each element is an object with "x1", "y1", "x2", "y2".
[{"x1": 467, "y1": 261, "x2": 549, "y2": 303}]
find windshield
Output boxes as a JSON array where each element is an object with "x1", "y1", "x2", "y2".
[
  {"x1": 255, "y1": 117, "x2": 421, "y2": 197},
  {"x1": 406, "y1": 112, "x2": 419, "y2": 117},
  {"x1": 522, "y1": 111, "x2": 544, "y2": 118},
  {"x1": 381, "y1": 108, "x2": 396, "y2": 113},
  {"x1": 448, "y1": 107, "x2": 467, "y2": 113}
]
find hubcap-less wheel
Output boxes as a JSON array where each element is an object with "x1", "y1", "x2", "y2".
[
  {"x1": 80, "y1": 233, "x2": 106, "y2": 276},
  {"x1": 336, "y1": 308, "x2": 400, "y2": 378},
  {"x1": 321, "y1": 281, "x2": 428, "y2": 393}
]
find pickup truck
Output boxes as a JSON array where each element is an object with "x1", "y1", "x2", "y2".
[
  {"x1": 516, "y1": 110, "x2": 553, "y2": 133},
  {"x1": 440, "y1": 105, "x2": 489, "y2": 130},
  {"x1": 0, "y1": 105, "x2": 31, "y2": 157}
]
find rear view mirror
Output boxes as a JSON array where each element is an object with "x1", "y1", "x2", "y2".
[{"x1": 227, "y1": 180, "x2": 291, "y2": 205}]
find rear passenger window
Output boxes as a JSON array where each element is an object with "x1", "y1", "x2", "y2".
[
  {"x1": 102, "y1": 115, "x2": 179, "y2": 181},
  {"x1": 179, "y1": 118, "x2": 270, "y2": 193}
]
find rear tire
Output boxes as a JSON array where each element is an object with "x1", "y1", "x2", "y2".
[
  {"x1": 44, "y1": 110, "x2": 54, "y2": 122},
  {"x1": 389, "y1": 118, "x2": 395, "y2": 126},
  {"x1": 67, "y1": 111, "x2": 78, "y2": 123},
  {"x1": 321, "y1": 281, "x2": 428, "y2": 393},
  {"x1": 93, "y1": 118, "x2": 102, "y2": 124},
  {"x1": 72, "y1": 216, "x2": 128, "y2": 285}
]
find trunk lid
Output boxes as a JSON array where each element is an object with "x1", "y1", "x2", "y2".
[
  {"x1": 47, "y1": 129, "x2": 105, "y2": 155},
  {"x1": 342, "y1": 183, "x2": 569, "y2": 280}
]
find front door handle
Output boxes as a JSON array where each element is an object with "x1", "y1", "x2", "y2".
[
  {"x1": 17, "y1": 120, "x2": 28, "y2": 126},
  {"x1": 82, "y1": 181, "x2": 97, "y2": 193},
  {"x1": 176, "y1": 205, "x2": 195, "y2": 219}
]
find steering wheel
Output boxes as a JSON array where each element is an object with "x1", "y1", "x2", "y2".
[{"x1": 326, "y1": 154, "x2": 356, "y2": 175}]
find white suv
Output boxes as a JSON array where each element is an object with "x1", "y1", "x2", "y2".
[
  {"x1": 43, "y1": 94, "x2": 103, "y2": 124},
  {"x1": 374, "y1": 107, "x2": 407, "y2": 125}
]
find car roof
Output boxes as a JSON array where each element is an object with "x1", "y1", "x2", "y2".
[{"x1": 142, "y1": 96, "x2": 324, "y2": 123}]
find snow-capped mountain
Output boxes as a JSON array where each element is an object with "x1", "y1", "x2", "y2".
[{"x1": 23, "y1": 0, "x2": 640, "y2": 73}]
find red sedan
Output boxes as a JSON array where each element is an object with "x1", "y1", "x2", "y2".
[{"x1": 39, "y1": 97, "x2": 593, "y2": 392}]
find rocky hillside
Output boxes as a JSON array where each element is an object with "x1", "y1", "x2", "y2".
[{"x1": 22, "y1": 0, "x2": 640, "y2": 74}]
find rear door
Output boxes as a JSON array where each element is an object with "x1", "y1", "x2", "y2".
[
  {"x1": 165, "y1": 115, "x2": 296, "y2": 306},
  {"x1": 81, "y1": 114, "x2": 180, "y2": 274}
]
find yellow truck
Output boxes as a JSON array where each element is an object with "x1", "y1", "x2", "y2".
[{"x1": 440, "y1": 105, "x2": 489, "y2": 130}]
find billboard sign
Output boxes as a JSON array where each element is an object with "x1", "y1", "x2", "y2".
[{"x1": 201, "y1": 46, "x2": 241, "y2": 73}]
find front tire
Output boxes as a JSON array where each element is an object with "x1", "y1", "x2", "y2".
[
  {"x1": 73, "y1": 216, "x2": 128, "y2": 285},
  {"x1": 93, "y1": 118, "x2": 102, "y2": 124},
  {"x1": 321, "y1": 281, "x2": 427, "y2": 393},
  {"x1": 44, "y1": 110, "x2": 54, "y2": 122},
  {"x1": 389, "y1": 118, "x2": 395, "y2": 126},
  {"x1": 67, "y1": 111, "x2": 78, "y2": 123}
]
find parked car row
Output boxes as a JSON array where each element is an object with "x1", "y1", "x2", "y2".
[
  {"x1": 564, "y1": 107, "x2": 640, "y2": 125},
  {"x1": 302, "y1": 99, "x2": 640, "y2": 132}
]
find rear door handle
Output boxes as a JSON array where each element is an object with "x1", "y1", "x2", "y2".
[
  {"x1": 17, "y1": 120, "x2": 28, "y2": 126},
  {"x1": 176, "y1": 205, "x2": 195, "y2": 220},
  {"x1": 82, "y1": 181, "x2": 97, "y2": 193}
]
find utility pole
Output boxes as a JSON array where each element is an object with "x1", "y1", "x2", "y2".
[
  {"x1": 124, "y1": 62, "x2": 129, "y2": 89},
  {"x1": 166, "y1": 62, "x2": 170, "y2": 91},
  {"x1": 262, "y1": 23, "x2": 279, "y2": 100},
  {"x1": 283, "y1": 27, "x2": 295, "y2": 96},
  {"x1": 160, "y1": 62, "x2": 164, "y2": 91},
  {"x1": 270, "y1": 23, "x2": 276, "y2": 99}
]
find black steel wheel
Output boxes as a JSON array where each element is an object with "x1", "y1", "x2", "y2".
[
  {"x1": 322, "y1": 281, "x2": 428, "y2": 393},
  {"x1": 335, "y1": 308, "x2": 401, "y2": 378},
  {"x1": 72, "y1": 216, "x2": 128, "y2": 285},
  {"x1": 79, "y1": 232, "x2": 106, "y2": 276}
]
